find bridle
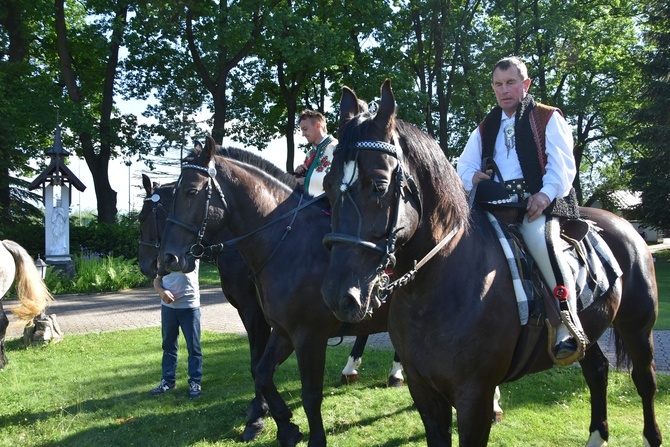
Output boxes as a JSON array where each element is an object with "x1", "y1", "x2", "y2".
[
  {"x1": 322, "y1": 139, "x2": 422, "y2": 300},
  {"x1": 139, "y1": 192, "x2": 171, "y2": 252},
  {"x1": 166, "y1": 159, "x2": 325, "y2": 275},
  {"x1": 323, "y1": 138, "x2": 461, "y2": 302},
  {"x1": 166, "y1": 161, "x2": 227, "y2": 259}
]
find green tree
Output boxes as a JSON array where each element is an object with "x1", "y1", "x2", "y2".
[
  {"x1": 53, "y1": 0, "x2": 146, "y2": 224},
  {"x1": 629, "y1": 0, "x2": 670, "y2": 228},
  {"x1": 232, "y1": 0, "x2": 393, "y2": 171},
  {"x1": 123, "y1": 0, "x2": 280, "y2": 159},
  {"x1": 0, "y1": 0, "x2": 59, "y2": 228}
]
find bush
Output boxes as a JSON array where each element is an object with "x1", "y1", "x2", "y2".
[
  {"x1": 71, "y1": 213, "x2": 140, "y2": 260},
  {"x1": 0, "y1": 211, "x2": 140, "y2": 261},
  {"x1": 45, "y1": 254, "x2": 150, "y2": 294}
]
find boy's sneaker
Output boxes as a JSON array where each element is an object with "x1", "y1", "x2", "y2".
[
  {"x1": 149, "y1": 379, "x2": 175, "y2": 396},
  {"x1": 189, "y1": 382, "x2": 201, "y2": 399}
]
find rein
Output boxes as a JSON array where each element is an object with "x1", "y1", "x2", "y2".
[{"x1": 323, "y1": 139, "x2": 460, "y2": 301}]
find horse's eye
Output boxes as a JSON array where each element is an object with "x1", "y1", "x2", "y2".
[
  {"x1": 372, "y1": 179, "x2": 388, "y2": 194},
  {"x1": 186, "y1": 188, "x2": 199, "y2": 197}
]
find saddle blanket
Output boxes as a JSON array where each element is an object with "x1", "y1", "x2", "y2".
[{"x1": 485, "y1": 212, "x2": 623, "y2": 325}]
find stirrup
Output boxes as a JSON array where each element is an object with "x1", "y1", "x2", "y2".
[
  {"x1": 545, "y1": 286, "x2": 588, "y2": 366},
  {"x1": 545, "y1": 313, "x2": 587, "y2": 366}
]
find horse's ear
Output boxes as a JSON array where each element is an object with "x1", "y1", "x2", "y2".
[
  {"x1": 142, "y1": 174, "x2": 152, "y2": 196},
  {"x1": 193, "y1": 140, "x2": 203, "y2": 150},
  {"x1": 339, "y1": 86, "x2": 360, "y2": 127},
  {"x1": 204, "y1": 136, "x2": 217, "y2": 164},
  {"x1": 375, "y1": 79, "x2": 396, "y2": 130}
]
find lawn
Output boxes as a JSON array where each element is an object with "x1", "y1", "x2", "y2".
[{"x1": 0, "y1": 329, "x2": 668, "y2": 446}]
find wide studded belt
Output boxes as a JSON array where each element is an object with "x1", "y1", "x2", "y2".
[{"x1": 503, "y1": 178, "x2": 531, "y2": 202}]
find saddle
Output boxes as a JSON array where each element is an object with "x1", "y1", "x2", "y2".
[{"x1": 485, "y1": 211, "x2": 621, "y2": 379}]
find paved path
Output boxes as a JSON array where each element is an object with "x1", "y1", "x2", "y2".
[
  {"x1": 4, "y1": 285, "x2": 667, "y2": 375},
  {"x1": 5, "y1": 239, "x2": 669, "y2": 374}
]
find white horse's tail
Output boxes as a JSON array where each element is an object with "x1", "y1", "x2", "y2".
[{"x1": 2, "y1": 240, "x2": 52, "y2": 322}]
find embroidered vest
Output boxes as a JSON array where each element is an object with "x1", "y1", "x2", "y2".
[{"x1": 479, "y1": 95, "x2": 579, "y2": 218}]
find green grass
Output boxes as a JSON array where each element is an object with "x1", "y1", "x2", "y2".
[
  {"x1": 1, "y1": 329, "x2": 668, "y2": 446},
  {"x1": 199, "y1": 261, "x2": 222, "y2": 286}
]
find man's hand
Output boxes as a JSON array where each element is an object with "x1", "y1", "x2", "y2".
[
  {"x1": 294, "y1": 164, "x2": 308, "y2": 176},
  {"x1": 472, "y1": 169, "x2": 493, "y2": 186},
  {"x1": 526, "y1": 192, "x2": 551, "y2": 222}
]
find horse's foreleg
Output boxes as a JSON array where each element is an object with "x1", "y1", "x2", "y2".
[
  {"x1": 579, "y1": 344, "x2": 610, "y2": 447},
  {"x1": 406, "y1": 379, "x2": 454, "y2": 446},
  {"x1": 388, "y1": 351, "x2": 404, "y2": 387},
  {"x1": 255, "y1": 332, "x2": 302, "y2": 447},
  {"x1": 237, "y1": 306, "x2": 272, "y2": 442},
  {"x1": 295, "y1": 336, "x2": 329, "y2": 447},
  {"x1": 342, "y1": 335, "x2": 367, "y2": 384},
  {"x1": 493, "y1": 385, "x2": 503, "y2": 422},
  {"x1": 454, "y1": 385, "x2": 496, "y2": 447}
]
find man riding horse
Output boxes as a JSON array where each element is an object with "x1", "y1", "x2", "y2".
[{"x1": 457, "y1": 56, "x2": 583, "y2": 362}]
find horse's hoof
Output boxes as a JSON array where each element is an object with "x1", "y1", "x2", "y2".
[
  {"x1": 387, "y1": 376, "x2": 404, "y2": 387},
  {"x1": 241, "y1": 420, "x2": 265, "y2": 442},
  {"x1": 492, "y1": 410, "x2": 503, "y2": 423},
  {"x1": 341, "y1": 373, "x2": 358, "y2": 385},
  {"x1": 278, "y1": 422, "x2": 303, "y2": 447}
]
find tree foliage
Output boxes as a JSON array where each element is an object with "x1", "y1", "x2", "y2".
[
  {"x1": 629, "y1": 0, "x2": 670, "y2": 228},
  {"x1": 0, "y1": 0, "x2": 665, "y2": 228}
]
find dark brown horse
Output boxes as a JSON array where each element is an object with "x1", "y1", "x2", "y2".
[
  {"x1": 319, "y1": 80, "x2": 661, "y2": 446},
  {"x1": 155, "y1": 143, "x2": 397, "y2": 446}
]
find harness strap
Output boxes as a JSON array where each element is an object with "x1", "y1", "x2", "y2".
[
  {"x1": 379, "y1": 223, "x2": 462, "y2": 300},
  {"x1": 206, "y1": 193, "x2": 325, "y2": 253}
]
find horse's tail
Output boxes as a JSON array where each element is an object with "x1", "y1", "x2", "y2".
[
  {"x1": 612, "y1": 327, "x2": 632, "y2": 370},
  {"x1": 2, "y1": 240, "x2": 52, "y2": 322}
]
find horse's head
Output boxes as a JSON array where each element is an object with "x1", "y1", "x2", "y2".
[
  {"x1": 138, "y1": 174, "x2": 174, "y2": 279},
  {"x1": 159, "y1": 136, "x2": 226, "y2": 274},
  {"x1": 321, "y1": 80, "x2": 425, "y2": 323}
]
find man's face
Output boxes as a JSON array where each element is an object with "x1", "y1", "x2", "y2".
[
  {"x1": 299, "y1": 118, "x2": 321, "y2": 145},
  {"x1": 492, "y1": 67, "x2": 531, "y2": 117}
]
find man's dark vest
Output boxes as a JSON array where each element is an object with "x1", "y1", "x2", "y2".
[{"x1": 479, "y1": 94, "x2": 579, "y2": 219}]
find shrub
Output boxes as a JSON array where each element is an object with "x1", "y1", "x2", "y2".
[{"x1": 45, "y1": 254, "x2": 150, "y2": 294}]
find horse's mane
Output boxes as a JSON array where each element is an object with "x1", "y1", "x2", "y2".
[
  {"x1": 185, "y1": 146, "x2": 299, "y2": 189},
  {"x1": 337, "y1": 114, "x2": 470, "y2": 231}
]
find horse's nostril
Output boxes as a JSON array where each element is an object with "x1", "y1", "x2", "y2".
[{"x1": 162, "y1": 253, "x2": 180, "y2": 272}]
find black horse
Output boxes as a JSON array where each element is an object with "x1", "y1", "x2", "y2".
[
  {"x1": 319, "y1": 80, "x2": 661, "y2": 446},
  {"x1": 153, "y1": 142, "x2": 400, "y2": 446}
]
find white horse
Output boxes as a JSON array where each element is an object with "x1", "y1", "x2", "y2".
[{"x1": 0, "y1": 240, "x2": 52, "y2": 369}]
